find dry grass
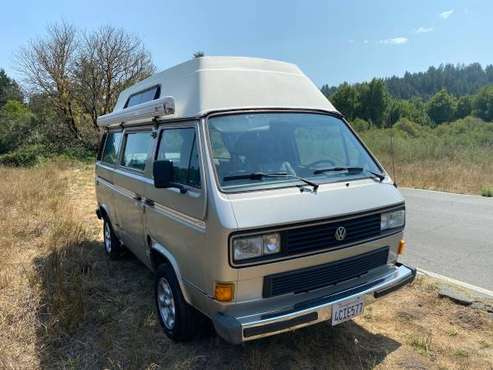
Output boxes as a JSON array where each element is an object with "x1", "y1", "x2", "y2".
[
  {"x1": 359, "y1": 117, "x2": 493, "y2": 195},
  {"x1": 0, "y1": 161, "x2": 492, "y2": 369},
  {"x1": 0, "y1": 160, "x2": 88, "y2": 368},
  {"x1": 383, "y1": 160, "x2": 493, "y2": 195}
]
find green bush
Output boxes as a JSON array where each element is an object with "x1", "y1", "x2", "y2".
[
  {"x1": 473, "y1": 85, "x2": 493, "y2": 121},
  {"x1": 481, "y1": 186, "x2": 493, "y2": 197},
  {"x1": 0, "y1": 145, "x2": 47, "y2": 166},
  {"x1": 393, "y1": 118, "x2": 422, "y2": 138},
  {"x1": 350, "y1": 118, "x2": 370, "y2": 132},
  {"x1": 426, "y1": 89, "x2": 457, "y2": 125},
  {"x1": 57, "y1": 146, "x2": 95, "y2": 162},
  {"x1": 0, "y1": 100, "x2": 35, "y2": 154},
  {"x1": 359, "y1": 117, "x2": 493, "y2": 168},
  {"x1": 0, "y1": 144, "x2": 96, "y2": 167}
]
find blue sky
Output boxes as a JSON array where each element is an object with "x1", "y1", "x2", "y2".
[{"x1": 1, "y1": 0, "x2": 492, "y2": 87}]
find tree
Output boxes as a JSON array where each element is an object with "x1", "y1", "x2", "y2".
[
  {"x1": 0, "y1": 70, "x2": 23, "y2": 107},
  {"x1": 384, "y1": 63, "x2": 493, "y2": 99},
  {"x1": 384, "y1": 98, "x2": 402, "y2": 127},
  {"x1": 327, "y1": 63, "x2": 493, "y2": 101},
  {"x1": 426, "y1": 89, "x2": 456, "y2": 124},
  {"x1": 74, "y1": 26, "x2": 154, "y2": 129},
  {"x1": 0, "y1": 100, "x2": 34, "y2": 153},
  {"x1": 329, "y1": 79, "x2": 389, "y2": 126},
  {"x1": 193, "y1": 51, "x2": 205, "y2": 58},
  {"x1": 17, "y1": 22, "x2": 81, "y2": 139},
  {"x1": 17, "y1": 22, "x2": 155, "y2": 146},
  {"x1": 404, "y1": 98, "x2": 433, "y2": 126},
  {"x1": 473, "y1": 85, "x2": 493, "y2": 121},
  {"x1": 385, "y1": 97, "x2": 432, "y2": 127},
  {"x1": 330, "y1": 83, "x2": 358, "y2": 120},
  {"x1": 358, "y1": 79, "x2": 388, "y2": 127},
  {"x1": 320, "y1": 84, "x2": 334, "y2": 98},
  {"x1": 455, "y1": 95, "x2": 473, "y2": 120}
]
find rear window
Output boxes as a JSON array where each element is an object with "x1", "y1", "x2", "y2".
[
  {"x1": 101, "y1": 132, "x2": 122, "y2": 164},
  {"x1": 121, "y1": 132, "x2": 153, "y2": 171}
]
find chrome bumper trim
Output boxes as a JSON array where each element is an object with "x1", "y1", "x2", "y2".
[{"x1": 213, "y1": 263, "x2": 416, "y2": 344}]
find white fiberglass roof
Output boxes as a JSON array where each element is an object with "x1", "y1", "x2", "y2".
[{"x1": 104, "y1": 56, "x2": 337, "y2": 126}]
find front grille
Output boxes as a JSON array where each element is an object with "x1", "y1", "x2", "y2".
[
  {"x1": 283, "y1": 212, "x2": 381, "y2": 255},
  {"x1": 263, "y1": 247, "x2": 389, "y2": 298}
]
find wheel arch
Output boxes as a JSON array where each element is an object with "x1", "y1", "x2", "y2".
[
  {"x1": 149, "y1": 239, "x2": 192, "y2": 304},
  {"x1": 97, "y1": 203, "x2": 111, "y2": 222}
]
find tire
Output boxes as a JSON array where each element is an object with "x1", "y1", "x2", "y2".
[
  {"x1": 155, "y1": 263, "x2": 199, "y2": 341},
  {"x1": 103, "y1": 218, "x2": 123, "y2": 260}
]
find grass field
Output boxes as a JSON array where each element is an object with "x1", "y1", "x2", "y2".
[
  {"x1": 0, "y1": 161, "x2": 492, "y2": 369},
  {"x1": 359, "y1": 117, "x2": 493, "y2": 195}
]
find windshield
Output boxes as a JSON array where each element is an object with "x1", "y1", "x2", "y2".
[{"x1": 207, "y1": 112, "x2": 382, "y2": 192}]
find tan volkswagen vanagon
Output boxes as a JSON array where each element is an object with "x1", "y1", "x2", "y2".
[{"x1": 95, "y1": 56, "x2": 415, "y2": 344}]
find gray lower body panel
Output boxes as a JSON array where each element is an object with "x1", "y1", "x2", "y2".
[{"x1": 213, "y1": 263, "x2": 416, "y2": 344}]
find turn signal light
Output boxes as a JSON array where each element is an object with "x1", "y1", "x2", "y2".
[
  {"x1": 214, "y1": 282, "x2": 234, "y2": 302},
  {"x1": 398, "y1": 239, "x2": 407, "y2": 255}
]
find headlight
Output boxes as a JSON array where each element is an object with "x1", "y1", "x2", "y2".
[
  {"x1": 262, "y1": 233, "x2": 281, "y2": 255},
  {"x1": 233, "y1": 233, "x2": 281, "y2": 261},
  {"x1": 381, "y1": 209, "x2": 405, "y2": 231}
]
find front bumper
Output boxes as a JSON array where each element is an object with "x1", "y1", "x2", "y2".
[{"x1": 213, "y1": 263, "x2": 416, "y2": 344}]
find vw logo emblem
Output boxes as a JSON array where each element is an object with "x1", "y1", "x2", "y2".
[{"x1": 334, "y1": 226, "x2": 347, "y2": 241}]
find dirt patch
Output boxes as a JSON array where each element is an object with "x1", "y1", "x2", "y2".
[{"x1": 452, "y1": 308, "x2": 487, "y2": 331}]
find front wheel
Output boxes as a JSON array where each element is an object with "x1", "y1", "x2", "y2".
[{"x1": 155, "y1": 263, "x2": 200, "y2": 341}]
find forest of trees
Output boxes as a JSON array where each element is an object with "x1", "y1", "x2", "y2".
[{"x1": 321, "y1": 63, "x2": 493, "y2": 129}]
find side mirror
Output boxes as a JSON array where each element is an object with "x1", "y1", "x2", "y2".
[{"x1": 153, "y1": 160, "x2": 174, "y2": 188}]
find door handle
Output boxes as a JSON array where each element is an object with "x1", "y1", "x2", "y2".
[
  {"x1": 133, "y1": 194, "x2": 142, "y2": 201},
  {"x1": 144, "y1": 198, "x2": 155, "y2": 207}
]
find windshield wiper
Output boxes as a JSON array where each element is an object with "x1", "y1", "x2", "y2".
[
  {"x1": 313, "y1": 167, "x2": 385, "y2": 182},
  {"x1": 223, "y1": 172, "x2": 319, "y2": 191}
]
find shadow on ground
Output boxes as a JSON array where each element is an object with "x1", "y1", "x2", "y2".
[{"x1": 33, "y1": 240, "x2": 400, "y2": 369}]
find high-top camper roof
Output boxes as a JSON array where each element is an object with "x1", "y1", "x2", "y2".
[{"x1": 97, "y1": 56, "x2": 337, "y2": 127}]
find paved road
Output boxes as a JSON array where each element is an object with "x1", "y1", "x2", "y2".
[{"x1": 399, "y1": 188, "x2": 493, "y2": 291}]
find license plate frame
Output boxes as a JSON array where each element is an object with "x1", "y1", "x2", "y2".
[{"x1": 331, "y1": 295, "x2": 365, "y2": 326}]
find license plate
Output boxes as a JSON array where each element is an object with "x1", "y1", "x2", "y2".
[{"x1": 331, "y1": 296, "x2": 364, "y2": 326}]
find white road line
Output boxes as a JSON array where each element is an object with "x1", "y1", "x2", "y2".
[{"x1": 417, "y1": 268, "x2": 493, "y2": 298}]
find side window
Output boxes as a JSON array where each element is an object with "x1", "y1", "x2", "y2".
[
  {"x1": 101, "y1": 132, "x2": 123, "y2": 164},
  {"x1": 97, "y1": 132, "x2": 107, "y2": 161},
  {"x1": 156, "y1": 127, "x2": 201, "y2": 188},
  {"x1": 121, "y1": 131, "x2": 152, "y2": 171},
  {"x1": 125, "y1": 86, "x2": 160, "y2": 108}
]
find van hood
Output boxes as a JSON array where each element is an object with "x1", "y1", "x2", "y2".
[{"x1": 226, "y1": 179, "x2": 404, "y2": 230}]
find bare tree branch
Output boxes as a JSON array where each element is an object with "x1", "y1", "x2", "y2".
[
  {"x1": 16, "y1": 22, "x2": 155, "y2": 141},
  {"x1": 74, "y1": 26, "x2": 155, "y2": 128},
  {"x1": 16, "y1": 22, "x2": 81, "y2": 139}
]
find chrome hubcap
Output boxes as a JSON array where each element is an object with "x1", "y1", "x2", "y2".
[
  {"x1": 157, "y1": 277, "x2": 176, "y2": 329},
  {"x1": 104, "y1": 222, "x2": 112, "y2": 253}
]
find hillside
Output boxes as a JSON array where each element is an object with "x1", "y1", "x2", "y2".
[
  {"x1": 320, "y1": 63, "x2": 493, "y2": 128},
  {"x1": 323, "y1": 63, "x2": 493, "y2": 100}
]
